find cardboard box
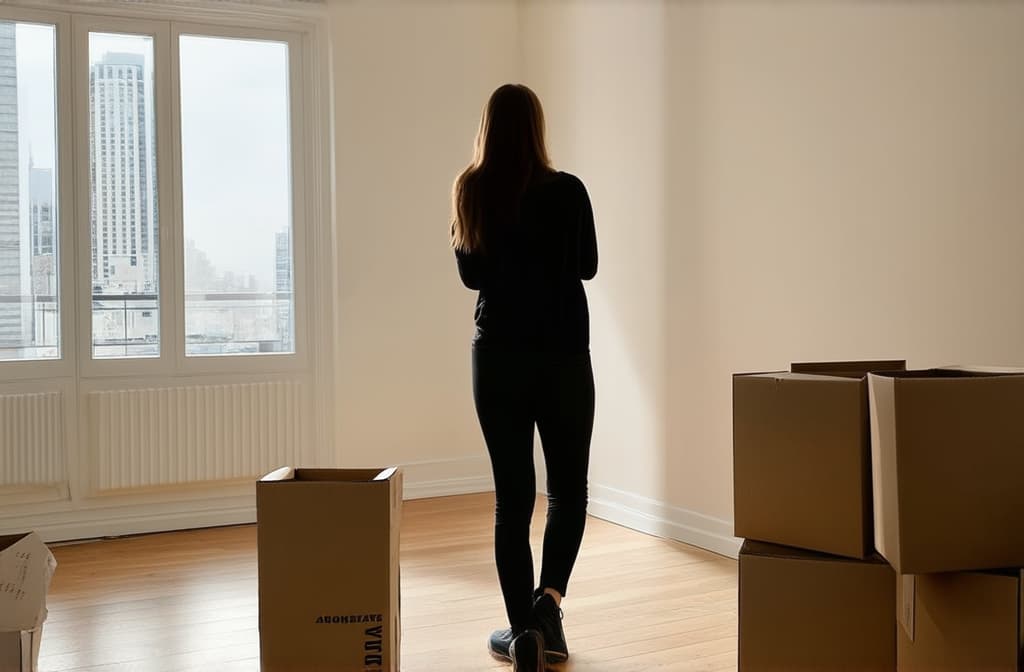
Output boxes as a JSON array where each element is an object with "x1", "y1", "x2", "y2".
[
  {"x1": 733, "y1": 360, "x2": 905, "y2": 558},
  {"x1": 0, "y1": 629, "x2": 42, "y2": 672},
  {"x1": 869, "y1": 369, "x2": 1024, "y2": 574},
  {"x1": 0, "y1": 532, "x2": 56, "y2": 672},
  {"x1": 739, "y1": 540, "x2": 896, "y2": 671},
  {"x1": 257, "y1": 467, "x2": 402, "y2": 672},
  {"x1": 897, "y1": 570, "x2": 1023, "y2": 671}
]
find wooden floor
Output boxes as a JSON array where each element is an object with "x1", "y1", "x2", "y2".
[{"x1": 39, "y1": 493, "x2": 738, "y2": 671}]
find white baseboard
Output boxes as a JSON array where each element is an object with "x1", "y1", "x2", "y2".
[
  {"x1": 400, "y1": 455, "x2": 494, "y2": 500},
  {"x1": 587, "y1": 483, "x2": 742, "y2": 560},
  {"x1": 4, "y1": 457, "x2": 742, "y2": 562},
  {"x1": 1, "y1": 455, "x2": 496, "y2": 543},
  {"x1": 25, "y1": 506, "x2": 259, "y2": 545}
]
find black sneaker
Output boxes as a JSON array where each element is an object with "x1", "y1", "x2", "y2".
[
  {"x1": 509, "y1": 629, "x2": 545, "y2": 672},
  {"x1": 487, "y1": 628, "x2": 513, "y2": 662},
  {"x1": 532, "y1": 593, "x2": 569, "y2": 663}
]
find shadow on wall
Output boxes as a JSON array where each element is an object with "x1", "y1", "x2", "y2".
[{"x1": 529, "y1": 1, "x2": 1024, "y2": 546}]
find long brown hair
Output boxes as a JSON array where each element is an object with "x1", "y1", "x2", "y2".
[{"x1": 451, "y1": 84, "x2": 553, "y2": 253}]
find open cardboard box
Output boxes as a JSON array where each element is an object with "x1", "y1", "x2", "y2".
[
  {"x1": 869, "y1": 367, "x2": 1024, "y2": 573},
  {"x1": 0, "y1": 533, "x2": 57, "y2": 672},
  {"x1": 257, "y1": 467, "x2": 402, "y2": 672},
  {"x1": 733, "y1": 359, "x2": 905, "y2": 558}
]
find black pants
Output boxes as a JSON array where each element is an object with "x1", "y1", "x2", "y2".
[{"x1": 472, "y1": 347, "x2": 595, "y2": 633}]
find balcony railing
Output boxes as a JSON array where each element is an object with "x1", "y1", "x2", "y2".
[
  {"x1": 1, "y1": 292, "x2": 295, "y2": 360},
  {"x1": 0, "y1": 294, "x2": 59, "y2": 361},
  {"x1": 90, "y1": 291, "x2": 294, "y2": 358},
  {"x1": 92, "y1": 293, "x2": 160, "y2": 358},
  {"x1": 184, "y1": 291, "x2": 294, "y2": 356}
]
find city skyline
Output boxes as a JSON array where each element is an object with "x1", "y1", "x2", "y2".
[
  {"x1": 1, "y1": 23, "x2": 294, "y2": 358},
  {"x1": 2, "y1": 27, "x2": 293, "y2": 293}
]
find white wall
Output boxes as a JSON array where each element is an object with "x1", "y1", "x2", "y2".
[
  {"x1": 667, "y1": 0, "x2": 1024, "y2": 524},
  {"x1": 519, "y1": 0, "x2": 684, "y2": 535},
  {"x1": 521, "y1": 1, "x2": 1024, "y2": 555},
  {"x1": 328, "y1": 0, "x2": 520, "y2": 492},
  {"x1": 326, "y1": 0, "x2": 1024, "y2": 554}
]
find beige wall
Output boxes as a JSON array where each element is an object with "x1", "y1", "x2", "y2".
[
  {"x1": 521, "y1": 1, "x2": 671, "y2": 501},
  {"x1": 669, "y1": 1, "x2": 1024, "y2": 522},
  {"x1": 524, "y1": 1, "x2": 1024, "y2": 528},
  {"x1": 327, "y1": 1, "x2": 1024, "y2": 536},
  {"x1": 328, "y1": 1, "x2": 519, "y2": 469}
]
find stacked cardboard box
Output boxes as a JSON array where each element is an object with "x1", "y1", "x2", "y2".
[
  {"x1": 734, "y1": 362, "x2": 1024, "y2": 671},
  {"x1": 734, "y1": 360, "x2": 904, "y2": 671},
  {"x1": 738, "y1": 540, "x2": 895, "y2": 671},
  {"x1": 870, "y1": 369, "x2": 1024, "y2": 670}
]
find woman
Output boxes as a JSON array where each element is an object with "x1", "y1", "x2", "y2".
[{"x1": 451, "y1": 84, "x2": 597, "y2": 672}]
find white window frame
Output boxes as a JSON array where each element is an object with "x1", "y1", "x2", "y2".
[
  {"x1": 73, "y1": 14, "x2": 314, "y2": 377},
  {"x1": 170, "y1": 22, "x2": 309, "y2": 375},
  {"x1": 0, "y1": 7, "x2": 75, "y2": 382},
  {"x1": 73, "y1": 14, "x2": 177, "y2": 378},
  {"x1": 0, "y1": 0, "x2": 335, "y2": 525},
  {"x1": 0, "y1": 0, "x2": 331, "y2": 399}
]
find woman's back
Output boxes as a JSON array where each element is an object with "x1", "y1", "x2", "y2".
[
  {"x1": 455, "y1": 170, "x2": 597, "y2": 353},
  {"x1": 453, "y1": 84, "x2": 595, "y2": 670}
]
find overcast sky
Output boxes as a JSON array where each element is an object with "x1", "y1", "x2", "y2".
[
  {"x1": 180, "y1": 34, "x2": 291, "y2": 293},
  {"x1": 15, "y1": 24, "x2": 291, "y2": 292}
]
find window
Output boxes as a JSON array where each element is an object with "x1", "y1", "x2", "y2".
[
  {"x1": 0, "y1": 7, "x2": 313, "y2": 377},
  {"x1": 88, "y1": 32, "x2": 159, "y2": 359},
  {"x1": 0, "y1": 20, "x2": 58, "y2": 362},
  {"x1": 179, "y1": 35, "x2": 294, "y2": 356}
]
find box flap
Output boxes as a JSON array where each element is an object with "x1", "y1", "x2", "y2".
[
  {"x1": 899, "y1": 574, "x2": 916, "y2": 642},
  {"x1": 939, "y1": 365, "x2": 1024, "y2": 375},
  {"x1": 374, "y1": 467, "x2": 398, "y2": 481},
  {"x1": 0, "y1": 533, "x2": 57, "y2": 631},
  {"x1": 260, "y1": 467, "x2": 295, "y2": 482},
  {"x1": 868, "y1": 373, "x2": 903, "y2": 571},
  {"x1": 0, "y1": 533, "x2": 31, "y2": 554},
  {"x1": 259, "y1": 468, "x2": 401, "y2": 484},
  {"x1": 874, "y1": 368, "x2": 1024, "y2": 380},
  {"x1": 739, "y1": 540, "x2": 886, "y2": 565},
  {"x1": 294, "y1": 468, "x2": 393, "y2": 483},
  {"x1": 740, "y1": 371, "x2": 864, "y2": 383},
  {"x1": 791, "y1": 360, "x2": 907, "y2": 378}
]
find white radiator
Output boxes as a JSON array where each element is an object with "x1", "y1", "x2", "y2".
[
  {"x1": 0, "y1": 391, "x2": 66, "y2": 488},
  {"x1": 87, "y1": 381, "x2": 309, "y2": 493}
]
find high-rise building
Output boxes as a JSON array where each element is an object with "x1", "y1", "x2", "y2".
[
  {"x1": 29, "y1": 163, "x2": 55, "y2": 296},
  {"x1": 89, "y1": 51, "x2": 156, "y2": 295},
  {"x1": 275, "y1": 230, "x2": 292, "y2": 350},
  {"x1": 0, "y1": 22, "x2": 22, "y2": 347},
  {"x1": 275, "y1": 231, "x2": 290, "y2": 293},
  {"x1": 30, "y1": 163, "x2": 53, "y2": 256}
]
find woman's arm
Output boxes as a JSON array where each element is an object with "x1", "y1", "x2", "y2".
[
  {"x1": 455, "y1": 248, "x2": 484, "y2": 290},
  {"x1": 578, "y1": 180, "x2": 598, "y2": 280}
]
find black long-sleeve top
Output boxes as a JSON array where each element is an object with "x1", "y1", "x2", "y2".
[{"x1": 455, "y1": 171, "x2": 597, "y2": 353}]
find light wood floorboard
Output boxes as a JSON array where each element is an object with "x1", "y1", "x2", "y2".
[{"x1": 39, "y1": 493, "x2": 738, "y2": 671}]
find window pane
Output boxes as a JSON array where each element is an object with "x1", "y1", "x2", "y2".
[
  {"x1": 89, "y1": 33, "x2": 159, "y2": 359},
  {"x1": 0, "y1": 22, "x2": 58, "y2": 362},
  {"x1": 180, "y1": 35, "x2": 293, "y2": 357}
]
